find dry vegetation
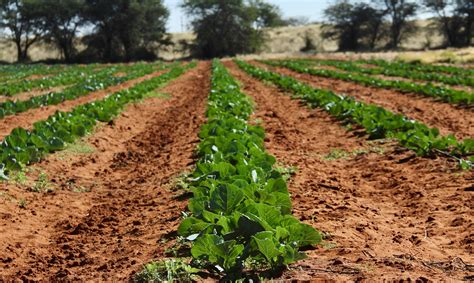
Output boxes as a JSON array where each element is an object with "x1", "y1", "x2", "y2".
[{"x1": 3, "y1": 20, "x2": 473, "y2": 64}]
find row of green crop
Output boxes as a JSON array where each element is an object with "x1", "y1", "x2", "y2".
[
  {"x1": 0, "y1": 64, "x2": 69, "y2": 83},
  {"x1": 0, "y1": 64, "x2": 102, "y2": 97},
  {"x1": 177, "y1": 60, "x2": 321, "y2": 279},
  {"x1": 304, "y1": 59, "x2": 474, "y2": 87},
  {"x1": 237, "y1": 60, "x2": 474, "y2": 169},
  {"x1": 365, "y1": 59, "x2": 474, "y2": 78},
  {"x1": 0, "y1": 62, "x2": 170, "y2": 119},
  {"x1": 0, "y1": 62, "x2": 195, "y2": 179},
  {"x1": 265, "y1": 60, "x2": 474, "y2": 106}
]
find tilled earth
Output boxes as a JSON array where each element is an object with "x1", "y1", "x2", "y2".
[{"x1": 0, "y1": 60, "x2": 473, "y2": 281}]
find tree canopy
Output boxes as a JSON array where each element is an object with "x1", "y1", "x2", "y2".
[{"x1": 181, "y1": 0, "x2": 284, "y2": 58}]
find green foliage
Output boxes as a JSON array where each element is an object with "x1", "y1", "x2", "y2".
[
  {"x1": 82, "y1": 0, "x2": 169, "y2": 62},
  {"x1": 267, "y1": 59, "x2": 474, "y2": 106},
  {"x1": 0, "y1": 62, "x2": 171, "y2": 118},
  {"x1": 236, "y1": 60, "x2": 473, "y2": 169},
  {"x1": 0, "y1": 64, "x2": 67, "y2": 84},
  {"x1": 181, "y1": 0, "x2": 269, "y2": 58},
  {"x1": 423, "y1": 0, "x2": 473, "y2": 47},
  {"x1": 37, "y1": 0, "x2": 84, "y2": 62},
  {"x1": 376, "y1": 0, "x2": 419, "y2": 48},
  {"x1": 366, "y1": 59, "x2": 474, "y2": 78},
  {"x1": 304, "y1": 58, "x2": 474, "y2": 87},
  {"x1": 0, "y1": 62, "x2": 196, "y2": 178},
  {"x1": 32, "y1": 172, "x2": 53, "y2": 193},
  {"x1": 0, "y1": 0, "x2": 45, "y2": 62},
  {"x1": 177, "y1": 61, "x2": 321, "y2": 278},
  {"x1": 323, "y1": 1, "x2": 385, "y2": 51},
  {"x1": 134, "y1": 259, "x2": 198, "y2": 283},
  {"x1": 0, "y1": 64, "x2": 97, "y2": 96}
]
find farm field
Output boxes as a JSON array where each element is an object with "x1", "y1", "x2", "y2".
[{"x1": 0, "y1": 58, "x2": 473, "y2": 281}]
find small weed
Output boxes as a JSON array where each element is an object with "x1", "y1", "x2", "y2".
[
  {"x1": 73, "y1": 185, "x2": 92, "y2": 193},
  {"x1": 252, "y1": 118, "x2": 263, "y2": 125},
  {"x1": 31, "y1": 172, "x2": 54, "y2": 193},
  {"x1": 65, "y1": 180, "x2": 95, "y2": 193},
  {"x1": 274, "y1": 164, "x2": 298, "y2": 181},
  {"x1": 143, "y1": 91, "x2": 171, "y2": 99},
  {"x1": 134, "y1": 259, "x2": 199, "y2": 283},
  {"x1": 17, "y1": 198, "x2": 27, "y2": 209},
  {"x1": 169, "y1": 171, "x2": 193, "y2": 191},
  {"x1": 8, "y1": 165, "x2": 29, "y2": 186},
  {"x1": 321, "y1": 241, "x2": 337, "y2": 250},
  {"x1": 58, "y1": 141, "x2": 95, "y2": 160},
  {"x1": 324, "y1": 149, "x2": 350, "y2": 160}
]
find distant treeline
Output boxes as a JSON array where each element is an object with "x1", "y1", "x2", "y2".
[
  {"x1": 323, "y1": 0, "x2": 473, "y2": 52},
  {"x1": 0, "y1": 0, "x2": 472, "y2": 63}
]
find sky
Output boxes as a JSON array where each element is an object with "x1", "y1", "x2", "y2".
[{"x1": 164, "y1": 0, "x2": 333, "y2": 33}]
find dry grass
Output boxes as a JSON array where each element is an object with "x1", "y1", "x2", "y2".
[{"x1": 0, "y1": 20, "x2": 472, "y2": 64}]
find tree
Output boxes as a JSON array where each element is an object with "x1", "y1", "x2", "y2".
[
  {"x1": 248, "y1": 0, "x2": 286, "y2": 28},
  {"x1": 0, "y1": 0, "x2": 44, "y2": 62},
  {"x1": 454, "y1": 0, "x2": 473, "y2": 46},
  {"x1": 82, "y1": 0, "x2": 169, "y2": 62},
  {"x1": 283, "y1": 16, "x2": 310, "y2": 27},
  {"x1": 324, "y1": 1, "x2": 385, "y2": 51},
  {"x1": 181, "y1": 0, "x2": 266, "y2": 58},
  {"x1": 375, "y1": 0, "x2": 419, "y2": 48},
  {"x1": 39, "y1": 0, "x2": 84, "y2": 62}
]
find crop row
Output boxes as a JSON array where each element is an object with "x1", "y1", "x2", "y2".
[
  {"x1": 0, "y1": 62, "x2": 171, "y2": 119},
  {"x1": 0, "y1": 62, "x2": 195, "y2": 179},
  {"x1": 265, "y1": 60, "x2": 474, "y2": 106},
  {"x1": 177, "y1": 60, "x2": 321, "y2": 279},
  {"x1": 0, "y1": 64, "x2": 69, "y2": 83},
  {"x1": 305, "y1": 59, "x2": 474, "y2": 87},
  {"x1": 237, "y1": 60, "x2": 474, "y2": 169},
  {"x1": 0, "y1": 64, "x2": 105, "y2": 97},
  {"x1": 365, "y1": 59, "x2": 474, "y2": 78}
]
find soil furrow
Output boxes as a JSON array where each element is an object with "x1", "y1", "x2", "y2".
[
  {"x1": 0, "y1": 69, "x2": 169, "y2": 141},
  {"x1": 312, "y1": 64, "x2": 473, "y2": 92},
  {"x1": 0, "y1": 62, "x2": 211, "y2": 281},
  {"x1": 225, "y1": 61, "x2": 474, "y2": 281},
  {"x1": 254, "y1": 61, "x2": 474, "y2": 140}
]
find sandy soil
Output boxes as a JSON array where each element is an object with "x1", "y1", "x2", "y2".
[
  {"x1": 0, "y1": 69, "x2": 169, "y2": 140},
  {"x1": 254, "y1": 62, "x2": 474, "y2": 140},
  {"x1": 0, "y1": 62, "x2": 210, "y2": 281},
  {"x1": 225, "y1": 61, "x2": 474, "y2": 281},
  {"x1": 0, "y1": 60, "x2": 472, "y2": 281}
]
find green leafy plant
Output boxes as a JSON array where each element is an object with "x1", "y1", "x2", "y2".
[
  {"x1": 177, "y1": 61, "x2": 321, "y2": 279},
  {"x1": 0, "y1": 62, "x2": 174, "y2": 119},
  {"x1": 0, "y1": 62, "x2": 196, "y2": 179},
  {"x1": 134, "y1": 259, "x2": 198, "y2": 283},
  {"x1": 301, "y1": 58, "x2": 474, "y2": 87},
  {"x1": 265, "y1": 59, "x2": 474, "y2": 106},
  {"x1": 236, "y1": 60, "x2": 473, "y2": 169}
]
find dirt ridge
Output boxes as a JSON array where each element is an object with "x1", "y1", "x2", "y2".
[{"x1": 0, "y1": 62, "x2": 211, "y2": 281}]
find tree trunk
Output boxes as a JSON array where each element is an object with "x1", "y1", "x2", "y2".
[{"x1": 15, "y1": 41, "x2": 22, "y2": 62}]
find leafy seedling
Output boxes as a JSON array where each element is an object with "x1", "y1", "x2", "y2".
[
  {"x1": 31, "y1": 172, "x2": 54, "y2": 193},
  {"x1": 134, "y1": 259, "x2": 199, "y2": 283}
]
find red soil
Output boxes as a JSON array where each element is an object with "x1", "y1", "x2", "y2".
[
  {"x1": 0, "y1": 60, "x2": 472, "y2": 282},
  {"x1": 225, "y1": 61, "x2": 474, "y2": 281},
  {"x1": 0, "y1": 69, "x2": 169, "y2": 140},
  {"x1": 0, "y1": 62, "x2": 210, "y2": 281},
  {"x1": 254, "y1": 61, "x2": 474, "y2": 140},
  {"x1": 0, "y1": 85, "x2": 70, "y2": 103}
]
